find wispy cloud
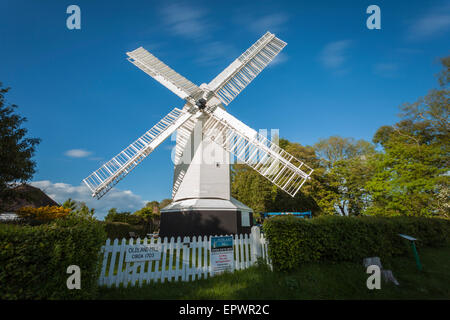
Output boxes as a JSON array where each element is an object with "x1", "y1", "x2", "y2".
[
  {"x1": 195, "y1": 41, "x2": 238, "y2": 67},
  {"x1": 407, "y1": 4, "x2": 450, "y2": 40},
  {"x1": 65, "y1": 149, "x2": 92, "y2": 158},
  {"x1": 30, "y1": 180, "x2": 148, "y2": 220},
  {"x1": 268, "y1": 52, "x2": 288, "y2": 67},
  {"x1": 319, "y1": 40, "x2": 352, "y2": 72},
  {"x1": 373, "y1": 63, "x2": 399, "y2": 78},
  {"x1": 160, "y1": 2, "x2": 211, "y2": 41}
]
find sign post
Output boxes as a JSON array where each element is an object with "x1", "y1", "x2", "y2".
[
  {"x1": 210, "y1": 236, "x2": 234, "y2": 276},
  {"x1": 398, "y1": 234, "x2": 422, "y2": 271}
]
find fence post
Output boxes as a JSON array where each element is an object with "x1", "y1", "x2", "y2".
[{"x1": 250, "y1": 226, "x2": 262, "y2": 264}]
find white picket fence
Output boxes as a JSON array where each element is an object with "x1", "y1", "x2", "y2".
[{"x1": 98, "y1": 227, "x2": 271, "y2": 287}]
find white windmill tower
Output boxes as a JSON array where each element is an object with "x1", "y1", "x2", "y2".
[{"x1": 83, "y1": 31, "x2": 314, "y2": 237}]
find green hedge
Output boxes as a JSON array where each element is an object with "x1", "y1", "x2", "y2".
[
  {"x1": 102, "y1": 221, "x2": 147, "y2": 240},
  {"x1": 0, "y1": 217, "x2": 107, "y2": 299},
  {"x1": 263, "y1": 215, "x2": 450, "y2": 272}
]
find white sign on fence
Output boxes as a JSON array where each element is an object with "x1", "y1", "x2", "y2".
[
  {"x1": 98, "y1": 227, "x2": 271, "y2": 288},
  {"x1": 125, "y1": 244, "x2": 161, "y2": 262},
  {"x1": 210, "y1": 236, "x2": 234, "y2": 275}
]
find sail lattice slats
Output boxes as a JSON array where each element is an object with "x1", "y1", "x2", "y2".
[
  {"x1": 83, "y1": 108, "x2": 193, "y2": 199},
  {"x1": 208, "y1": 32, "x2": 287, "y2": 106},
  {"x1": 203, "y1": 109, "x2": 313, "y2": 197},
  {"x1": 127, "y1": 47, "x2": 201, "y2": 100}
]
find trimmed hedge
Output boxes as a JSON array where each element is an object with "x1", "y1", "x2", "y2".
[
  {"x1": 263, "y1": 215, "x2": 450, "y2": 272},
  {"x1": 102, "y1": 221, "x2": 147, "y2": 240},
  {"x1": 0, "y1": 217, "x2": 107, "y2": 299}
]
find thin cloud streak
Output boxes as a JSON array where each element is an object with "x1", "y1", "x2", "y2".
[
  {"x1": 319, "y1": 40, "x2": 352, "y2": 72},
  {"x1": 195, "y1": 41, "x2": 238, "y2": 67},
  {"x1": 373, "y1": 63, "x2": 400, "y2": 78},
  {"x1": 407, "y1": 4, "x2": 450, "y2": 40},
  {"x1": 65, "y1": 149, "x2": 92, "y2": 158},
  {"x1": 160, "y1": 2, "x2": 211, "y2": 41}
]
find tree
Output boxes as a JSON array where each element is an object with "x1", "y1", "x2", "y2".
[
  {"x1": 159, "y1": 198, "x2": 172, "y2": 209},
  {"x1": 62, "y1": 198, "x2": 95, "y2": 219},
  {"x1": 145, "y1": 200, "x2": 159, "y2": 210},
  {"x1": 313, "y1": 136, "x2": 377, "y2": 216},
  {"x1": 134, "y1": 207, "x2": 155, "y2": 219},
  {"x1": 134, "y1": 206, "x2": 160, "y2": 233},
  {"x1": 231, "y1": 138, "x2": 325, "y2": 215},
  {"x1": 270, "y1": 140, "x2": 324, "y2": 214},
  {"x1": 104, "y1": 208, "x2": 143, "y2": 224},
  {"x1": 231, "y1": 163, "x2": 274, "y2": 213},
  {"x1": 366, "y1": 57, "x2": 449, "y2": 217},
  {"x1": 0, "y1": 83, "x2": 40, "y2": 204},
  {"x1": 62, "y1": 198, "x2": 77, "y2": 211},
  {"x1": 74, "y1": 202, "x2": 95, "y2": 219}
]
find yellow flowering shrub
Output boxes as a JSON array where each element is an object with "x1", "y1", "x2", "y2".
[{"x1": 16, "y1": 206, "x2": 71, "y2": 221}]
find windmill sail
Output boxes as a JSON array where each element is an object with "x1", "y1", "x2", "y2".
[
  {"x1": 83, "y1": 107, "x2": 195, "y2": 199},
  {"x1": 208, "y1": 32, "x2": 286, "y2": 106},
  {"x1": 203, "y1": 107, "x2": 313, "y2": 197},
  {"x1": 127, "y1": 47, "x2": 202, "y2": 100}
]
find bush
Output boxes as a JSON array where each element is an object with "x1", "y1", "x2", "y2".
[
  {"x1": 263, "y1": 215, "x2": 450, "y2": 272},
  {"x1": 0, "y1": 217, "x2": 107, "y2": 299},
  {"x1": 16, "y1": 206, "x2": 71, "y2": 223},
  {"x1": 102, "y1": 221, "x2": 147, "y2": 240}
]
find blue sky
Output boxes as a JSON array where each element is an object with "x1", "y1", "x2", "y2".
[{"x1": 1, "y1": 0, "x2": 449, "y2": 219}]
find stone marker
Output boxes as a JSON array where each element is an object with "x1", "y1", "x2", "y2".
[
  {"x1": 363, "y1": 257, "x2": 383, "y2": 269},
  {"x1": 363, "y1": 257, "x2": 399, "y2": 286},
  {"x1": 381, "y1": 270, "x2": 400, "y2": 286}
]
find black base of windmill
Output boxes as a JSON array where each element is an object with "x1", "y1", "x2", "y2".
[{"x1": 159, "y1": 210, "x2": 253, "y2": 238}]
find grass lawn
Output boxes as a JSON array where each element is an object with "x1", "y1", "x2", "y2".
[{"x1": 97, "y1": 244, "x2": 450, "y2": 300}]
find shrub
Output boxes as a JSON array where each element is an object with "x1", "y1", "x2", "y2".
[
  {"x1": 0, "y1": 217, "x2": 107, "y2": 299},
  {"x1": 263, "y1": 215, "x2": 450, "y2": 272},
  {"x1": 16, "y1": 205, "x2": 71, "y2": 222}
]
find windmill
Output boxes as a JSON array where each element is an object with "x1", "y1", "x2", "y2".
[{"x1": 83, "y1": 31, "x2": 314, "y2": 237}]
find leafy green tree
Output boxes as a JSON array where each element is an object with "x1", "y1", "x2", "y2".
[
  {"x1": 313, "y1": 136, "x2": 376, "y2": 216},
  {"x1": 134, "y1": 207, "x2": 155, "y2": 219},
  {"x1": 62, "y1": 198, "x2": 77, "y2": 211},
  {"x1": 134, "y1": 206, "x2": 160, "y2": 233},
  {"x1": 231, "y1": 163, "x2": 274, "y2": 213},
  {"x1": 231, "y1": 138, "x2": 326, "y2": 216},
  {"x1": 62, "y1": 198, "x2": 95, "y2": 219},
  {"x1": 105, "y1": 208, "x2": 143, "y2": 224},
  {"x1": 145, "y1": 200, "x2": 159, "y2": 210},
  {"x1": 366, "y1": 57, "x2": 449, "y2": 217},
  {"x1": 0, "y1": 83, "x2": 40, "y2": 205},
  {"x1": 74, "y1": 202, "x2": 95, "y2": 219},
  {"x1": 315, "y1": 136, "x2": 375, "y2": 169},
  {"x1": 159, "y1": 198, "x2": 172, "y2": 209}
]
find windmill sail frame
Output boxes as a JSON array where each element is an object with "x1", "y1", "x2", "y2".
[
  {"x1": 83, "y1": 107, "x2": 195, "y2": 199},
  {"x1": 208, "y1": 32, "x2": 287, "y2": 105},
  {"x1": 203, "y1": 107, "x2": 313, "y2": 197},
  {"x1": 84, "y1": 31, "x2": 314, "y2": 200}
]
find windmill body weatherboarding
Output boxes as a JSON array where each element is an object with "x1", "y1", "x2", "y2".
[{"x1": 83, "y1": 31, "x2": 314, "y2": 237}]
